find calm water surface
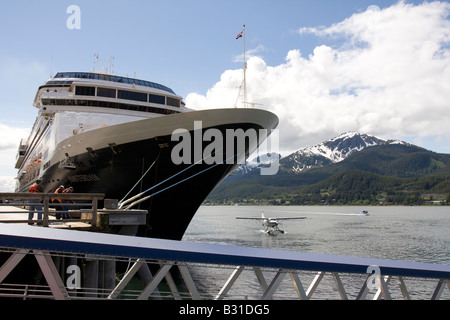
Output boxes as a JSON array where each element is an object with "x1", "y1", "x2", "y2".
[{"x1": 182, "y1": 206, "x2": 450, "y2": 299}]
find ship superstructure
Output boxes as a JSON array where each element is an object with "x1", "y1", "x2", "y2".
[{"x1": 16, "y1": 72, "x2": 188, "y2": 183}]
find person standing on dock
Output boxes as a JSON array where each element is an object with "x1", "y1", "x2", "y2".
[
  {"x1": 28, "y1": 179, "x2": 44, "y2": 225},
  {"x1": 53, "y1": 185, "x2": 64, "y2": 219},
  {"x1": 61, "y1": 186, "x2": 74, "y2": 219}
]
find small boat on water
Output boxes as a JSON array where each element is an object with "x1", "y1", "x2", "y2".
[{"x1": 358, "y1": 210, "x2": 369, "y2": 215}]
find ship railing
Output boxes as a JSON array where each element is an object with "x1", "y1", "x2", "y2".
[{"x1": 0, "y1": 192, "x2": 104, "y2": 227}]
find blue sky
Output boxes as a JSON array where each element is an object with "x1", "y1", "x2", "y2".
[
  {"x1": 1, "y1": 0, "x2": 392, "y2": 103},
  {"x1": 1, "y1": 0, "x2": 449, "y2": 179}
]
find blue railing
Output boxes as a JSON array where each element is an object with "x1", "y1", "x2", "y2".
[{"x1": 0, "y1": 223, "x2": 449, "y2": 300}]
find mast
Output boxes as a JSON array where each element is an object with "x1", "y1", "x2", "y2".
[
  {"x1": 242, "y1": 25, "x2": 247, "y2": 107},
  {"x1": 235, "y1": 25, "x2": 248, "y2": 108},
  {"x1": 234, "y1": 25, "x2": 262, "y2": 109}
]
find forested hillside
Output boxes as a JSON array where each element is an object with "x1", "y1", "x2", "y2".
[{"x1": 207, "y1": 141, "x2": 450, "y2": 205}]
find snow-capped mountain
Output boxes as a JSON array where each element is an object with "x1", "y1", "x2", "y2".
[{"x1": 281, "y1": 132, "x2": 408, "y2": 173}]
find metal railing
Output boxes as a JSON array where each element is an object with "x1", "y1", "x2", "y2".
[
  {"x1": 0, "y1": 223, "x2": 449, "y2": 300},
  {"x1": 0, "y1": 192, "x2": 105, "y2": 227}
]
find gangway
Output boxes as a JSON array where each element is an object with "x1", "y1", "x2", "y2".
[{"x1": 0, "y1": 223, "x2": 449, "y2": 300}]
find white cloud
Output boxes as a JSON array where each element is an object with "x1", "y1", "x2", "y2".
[
  {"x1": 0, "y1": 176, "x2": 15, "y2": 192},
  {"x1": 185, "y1": 1, "x2": 450, "y2": 155},
  {"x1": 0, "y1": 124, "x2": 29, "y2": 176},
  {"x1": 0, "y1": 124, "x2": 29, "y2": 150}
]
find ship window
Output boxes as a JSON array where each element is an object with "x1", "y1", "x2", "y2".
[
  {"x1": 41, "y1": 98, "x2": 180, "y2": 115},
  {"x1": 53, "y1": 72, "x2": 176, "y2": 94},
  {"x1": 166, "y1": 97, "x2": 180, "y2": 107},
  {"x1": 97, "y1": 87, "x2": 116, "y2": 98},
  {"x1": 117, "y1": 90, "x2": 147, "y2": 102},
  {"x1": 75, "y1": 86, "x2": 95, "y2": 96},
  {"x1": 41, "y1": 99, "x2": 56, "y2": 105},
  {"x1": 149, "y1": 94, "x2": 165, "y2": 105}
]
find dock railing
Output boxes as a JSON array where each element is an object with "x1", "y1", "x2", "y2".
[{"x1": 0, "y1": 192, "x2": 105, "y2": 227}]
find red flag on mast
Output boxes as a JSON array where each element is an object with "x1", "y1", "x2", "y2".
[{"x1": 236, "y1": 29, "x2": 244, "y2": 39}]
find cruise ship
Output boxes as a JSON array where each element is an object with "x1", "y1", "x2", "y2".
[{"x1": 14, "y1": 72, "x2": 278, "y2": 240}]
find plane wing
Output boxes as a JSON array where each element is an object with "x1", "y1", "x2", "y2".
[
  {"x1": 271, "y1": 217, "x2": 306, "y2": 220},
  {"x1": 236, "y1": 217, "x2": 306, "y2": 220}
]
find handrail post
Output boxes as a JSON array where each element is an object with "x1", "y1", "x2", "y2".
[
  {"x1": 91, "y1": 197, "x2": 98, "y2": 227},
  {"x1": 42, "y1": 196, "x2": 50, "y2": 227}
]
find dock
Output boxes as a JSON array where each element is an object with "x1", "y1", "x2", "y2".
[
  {"x1": 0, "y1": 193, "x2": 449, "y2": 300},
  {"x1": 0, "y1": 205, "x2": 89, "y2": 229},
  {"x1": 0, "y1": 193, "x2": 146, "y2": 231}
]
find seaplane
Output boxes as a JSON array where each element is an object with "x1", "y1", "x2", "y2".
[{"x1": 236, "y1": 212, "x2": 306, "y2": 235}]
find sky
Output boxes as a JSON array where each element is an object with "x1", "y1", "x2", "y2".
[{"x1": 1, "y1": 0, "x2": 450, "y2": 186}]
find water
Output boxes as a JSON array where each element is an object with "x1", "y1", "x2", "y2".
[{"x1": 182, "y1": 206, "x2": 450, "y2": 299}]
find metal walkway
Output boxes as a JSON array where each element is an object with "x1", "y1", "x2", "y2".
[{"x1": 0, "y1": 223, "x2": 449, "y2": 300}]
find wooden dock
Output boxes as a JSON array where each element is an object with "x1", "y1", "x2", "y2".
[
  {"x1": 0, "y1": 205, "x2": 88, "y2": 229},
  {"x1": 0, "y1": 193, "x2": 147, "y2": 231}
]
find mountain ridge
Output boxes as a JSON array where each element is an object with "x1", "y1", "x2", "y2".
[
  {"x1": 207, "y1": 132, "x2": 450, "y2": 205},
  {"x1": 237, "y1": 131, "x2": 412, "y2": 175},
  {"x1": 279, "y1": 131, "x2": 412, "y2": 173}
]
